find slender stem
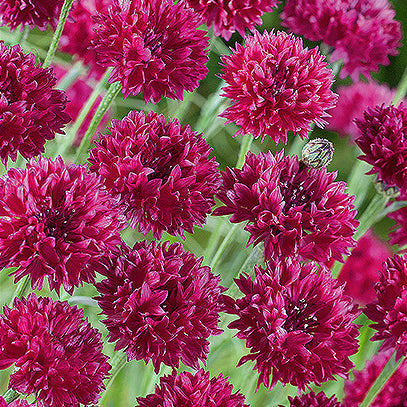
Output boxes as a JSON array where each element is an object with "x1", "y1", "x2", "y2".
[
  {"x1": 381, "y1": 200, "x2": 407, "y2": 217},
  {"x1": 74, "y1": 81, "x2": 122, "y2": 165},
  {"x1": 346, "y1": 158, "x2": 373, "y2": 211},
  {"x1": 99, "y1": 352, "x2": 127, "y2": 404},
  {"x1": 43, "y1": 0, "x2": 75, "y2": 68},
  {"x1": 56, "y1": 61, "x2": 85, "y2": 91},
  {"x1": 393, "y1": 64, "x2": 407, "y2": 105},
  {"x1": 236, "y1": 136, "x2": 252, "y2": 169},
  {"x1": 209, "y1": 224, "x2": 239, "y2": 270},
  {"x1": 2, "y1": 389, "x2": 20, "y2": 403}
]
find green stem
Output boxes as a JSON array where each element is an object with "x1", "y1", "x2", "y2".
[
  {"x1": 2, "y1": 389, "x2": 20, "y2": 403},
  {"x1": 209, "y1": 223, "x2": 239, "y2": 270},
  {"x1": 393, "y1": 64, "x2": 407, "y2": 105},
  {"x1": 346, "y1": 158, "x2": 374, "y2": 211},
  {"x1": 74, "y1": 81, "x2": 122, "y2": 165},
  {"x1": 99, "y1": 352, "x2": 127, "y2": 404},
  {"x1": 42, "y1": 0, "x2": 75, "y2": 68},
  {"x1": 359, "y1": 352, "x2": 403, "y2": 407},
  {"x1": 236, "y1": 136, "x2": 252, "y2": 169},
  {"x1": 15, "y1": 26, "x2": 30, "y2": 45},
  {"x1": 56, "y1": 61, "x2": 85, "y2": 91}
]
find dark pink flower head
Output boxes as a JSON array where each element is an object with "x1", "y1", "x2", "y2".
[
  {"x1": 184, "y1": 0, "x2": 279, "y2": 41},
  {"x1": 281, "y1": 391, "x2": 342, "y2": 407},
  {"x1": 213, "y1": 150, "x2": 358, "y2": 263},
  {"x1": 337, "y1": 229, "x2": 392, "y2": 305},
  {"x1": 281, "y1": 0, "x2": 402, "y2": 80},
  {"x1": 356, "y1": 103, "x2": 407, "y2": 190},
  {"x1": 136, "y1": 369, "x2": 248, "y2": 406},
  {"x1": 96, "y1": 240, "x2": 225, "y2": 373},
  {"x1": 219, "y1": 30, "x2": 337, "y2": 143},
  {"x1": 0, "y1": 0, "x2": 64, "y2": 31},
  {"x1": 92, "y1": 0, "x2": 209, "y2": 103},
  {"x1": 365, "y1": 254, "x2": 407, "y2": 360},
  {"x1": 223, "y1": 260, "x2": 360, "y2": 390},
  {"x1": 88, "y1": 110, "x2": 220, "y2": 239},
  {"x1": 0, "y1": 43, "x2": 70, "y2": 165},
  {"x1": 343, "y1": 349, "x2": 407, "y2": 406},
  {"x1": 0, "y1": 294, "x2": 110, "y2": 407},
  {"x1": 327, "y1": 81, "x2": 395, "y2": 142},
  {"x1": 0, "y1": 156, "x2": 124, "y2": 295}
]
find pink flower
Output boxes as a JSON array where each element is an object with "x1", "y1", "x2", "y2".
[
  {"x1": 136, "y1": 370, "x2": 248, "y2": 406},
  {"x1": 92, "y1": 0, "x2": 209, "y2": 103},
  {"x1": 88, "y1": 110, "x2": 220, "y2": 239},
  {"x1": 0, "y1": 43, "x2": 70, "y2": 165},
  {"x1": 327, "y1": 81, "x2": 395, "y2": 142},
  {"x1": 219, "y1": 30, "x2": 337, "y2": 143},
  {"x1": 0, "y1": 294, "x2": 110, "y2": 407},
  {"x1": 365, "y1": 254, "x2": 407, "y2": 360},
  {"x1": 223, "y1": 260, "x2": 360, "y2": 390},
  {"x1": 356, "y1": 103, "x2": 407, "y2": 190},
  {"x1": 0, "y1": 156, "x2": 124, "y2": 295},
  {"x1": 96, "y1": 241, "x2": 225, "y2": 373},
  {"x1": 213, "y1": 150, "x2": 358, "y2": 263},
  {"x1": 184, "y1": 0, "x2": 279, "y2": 41},
  {"x1": 282, "y1": 391, "x2": 343, "y2": 407}
]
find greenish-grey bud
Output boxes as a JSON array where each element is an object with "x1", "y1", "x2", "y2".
[
  {"x1": 301, "y1": 138, "x2": 334, "y2": 169},
  {"x1": 375, "y1": 180, "x2": 401, "y2": 199}
]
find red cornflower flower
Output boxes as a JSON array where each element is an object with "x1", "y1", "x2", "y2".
[
  {"x1": 184, "y1": 0, "x2": 279, "y2": 41},
  {"x1": 365, "y1": 254, "x2": 407, "y2": 360},
  {"x1": 219, "y1": 30, "x2": 337, "y2": 143},
  {"x1": 136, "y1": 370, "x2": 248, "y2": 406},
  {"x1": 223, "y1": 260, "x2": 360, "y2": 390},
  {"x1": 92, "y1": 0, "x2": 209, "y2": 103},
  {"x1": 88, "y1": 110, "x2": 220, "y2": 239},
  {"x1": 282, "y1": 391, "x2": 343, "y2": 407},
  {"x1": 0, "y1": 0, "x2": 64, "y2": 31},
  {"x1": 327, "y1": 81, "x2": 395, "y2": 142},
  {"x1": 0, "y1": 43, "x2": 70, "y2": 165},
  {"x1": 0, "y1": 156, "x2": 124, "y2": 295},
  {"x1": 96, "y1": 241, "x2": 225, "y2": 373},
  {"x1": 281, "y1": 0, "x2": 401, "y2": 80},
  {"x1": 356, "y1": 103, "x2": 407, "y2": 190},
  {"x1": 337, "y1": 229, "x2": 392, "y2": 305},
  {"x1": 0, "y1": 294, "x2": 110, "y2": 407},
  {"x1": 343, "y1": 350, "x2": 407, "y2": 406},
  {"x1": 214, "y1": 150, "x2": 358, "y2": 263}
]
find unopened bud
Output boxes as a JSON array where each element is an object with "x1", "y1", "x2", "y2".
[
  {"x1": 301, "y1": 138, "x2": 334, "y2": 169},
  {"x1": 375, "y1": 180, "x2": 400, "y2": 199}
]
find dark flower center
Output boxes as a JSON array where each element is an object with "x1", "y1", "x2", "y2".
[
  {"x1": 36, "y1": 206, "x2": 71, "y2": 239},
  {"x1": 284, "y1": 298, "x2": 319, "y2": 333}
]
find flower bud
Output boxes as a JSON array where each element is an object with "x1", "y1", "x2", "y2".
[{"x1": 301, "y1": 138, "x2": 334, "y2": 168}]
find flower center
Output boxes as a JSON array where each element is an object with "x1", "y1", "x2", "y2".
[
  {"x1": 36, "y1": 207, "x2": 71, "y2": 239},
  {"x1": 284, "y1": 298, "x2": 318, "y2": 333}
]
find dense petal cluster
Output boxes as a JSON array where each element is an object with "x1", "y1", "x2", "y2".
[
  {"x1": 0, "y1": 294, "x2": 110, "y2": 407},
  {"x1": 0, "y1": 0, "x2": 64, "y2": 31},
  {"x1": 337, "y1": 230, "x2": 392, "y2": 305},
  {"x1": 356, "y1": 103, "x2": 407, "y2": 190},
  {"x1": 282, "y1": 391, "x2": 342, "y2": 407},
  {"x1": 96, "y1": 241, "x2": 225, "y2": 373},
  {"x1": 223, "y1": 260, "x2": 360, "y2": 390},
  {"x1": 136, "y1": 370, "x2": 248, "y2": 406},
  {"x1": 281, "y1": 0, "x2": 402, "y2": 80},
  {"x1": 88, "y1": 110, "x2": 220, "y2": 239},
  {"x1": 184, "y1": 0, "x2": 279, "y2": 41},
  {"x1": 0, "y1": 156, "x2": 124, "y2": 295},
  {"x1": 327, "y1": 81, "x2": 395, "y2": 142},
  {"x1": 0, "y1": 43, "x2": 70, "y2": 165},
  {"x1": 214, "y1": 150, "x2": 358, "y2": 263},
  {"x1": 343, "y1": 350, "x2": 407, "y2": 406},
  {"x1": 219, "y1": 30, "x2": 337, "y2": 143},
  {"x1": 92, "y1": 0, "x2": 209, "y2": 103}
]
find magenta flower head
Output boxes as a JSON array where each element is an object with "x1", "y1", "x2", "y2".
[
  {"x1": 0, "y1": 294, "x2": 110, "y2": 407},
  {"x1": 0, "y1": 156, "x2": 124, "y2": 295},
  {"x1": 88, "y1": 110, "x2": 220, "y2": 239},
  {"x1": 213, "y1": 150, "x2": 358, "y2": 263},
  {"x1": 136, "y1": 370, "x2": 248, "y2": 406},
  {"x1": 184, "y1": 0, "x2": 279, "y2": 41},
  {"x1": 223, "y1": 260, "x2": 360, "y2": 390},
  {"x1": 281, "y1": 391, "x2": 342, "y2": 407},
  {"x1": 327, "y1": 81, "x2": 395, "y2": 142},
  {"x1": 96, "y1": 240, "x2": 225, "y2": 373},
  {"x1": 365, "y1": 254, "x2": 407, "y2": 360},
  {"x1": 92, "y1": 0, "x2": 209, "y2": 103},
  {"x1": 356, "y1": 103, "x2": 407, "y2": 190},
  {"x1": 219, "y1": 30, "x2": 337, "y2": 143},
  {"x1": 0, "y1": 0, "x2": 64, "y2": 31},
  {"x1": 0, "y1": 43, "x2": 70, "y2": 165},
  {"x1": 343, "y1": 350, "x2": 407, "y2": 406}
]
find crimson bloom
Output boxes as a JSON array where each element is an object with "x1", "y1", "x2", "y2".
[
  {"x1": 223, "y1": 260, "x2": 360, "y2": 390},
  {"x1": 365, "y1": 254, "x2": 407, "y2": 360},
  {"x1": 0, "y1": 294, "x2": 110, "y2": 407},
  {"x1": 0, "y1": 43, "x2": 70, "y2": 165},
  {"x1": 0, "y1": 156, "x2": 124, "y2": 295},
  {"x1": 136, "y1": 370, "x2": 248, "y2": 406},
  {"x1": 282, "y1": 391, "x2": 342, "y2": 407},
  {"x1": 88, "y1": 110, "x2": 220, "y2": 239},
  {"x1": 92, "y1": 0, "x2": 209, "y2": 103},
  {"x1": 214, "y1": 150, "x2": 358, "y2": 263},
  {"x1": 96, "y1": 241, "x2": 224, "y2": 373},
  {"x1": 356, "y1": 103, "x2": 407, "y2": 190},
  {"x1": 219, "y1": 30, "x2": 337, "y2": 143}
]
